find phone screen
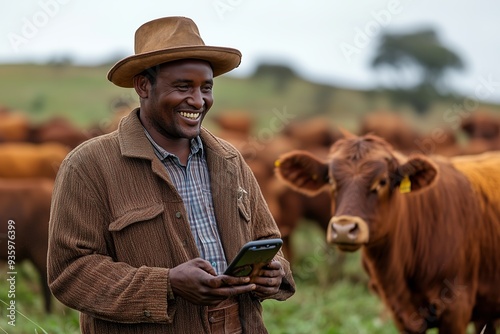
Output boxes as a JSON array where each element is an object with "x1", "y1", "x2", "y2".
[{"x1": 224, "y1": 239, "x2": 283, "y2": 276}]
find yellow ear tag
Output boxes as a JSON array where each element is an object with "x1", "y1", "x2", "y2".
[{"x1": 399, "y1": 175, "x2": 411, "y2": 194}]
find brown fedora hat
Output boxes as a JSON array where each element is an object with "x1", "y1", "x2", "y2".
[{"x1": 107, "y1": 16, "x2": 242, "y2": 88}]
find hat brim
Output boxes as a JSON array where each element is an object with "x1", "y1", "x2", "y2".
[{"x1": 107, "y1": 46, "x2": 242, "y2": 88}]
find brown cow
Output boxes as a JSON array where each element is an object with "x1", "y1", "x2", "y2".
[
  {"x1": 358, "y1": 111, "x2": 421, "y2": 154},
  {"x1": 0, "y1": 142, "x2": 69, "y2": 179},
  {"x1": 461, "y1": 112, "x2": 500, "y2": 142},
  {"x1": 275, "y1": 134, "x2": 500, "y2": 333},
  {"x1": 282, "y1": 116, "x2": 341, "y2": 151},
  {"x1": 460, "y1": 112, "x2": 500, "y2": 154},
  {"x1": 29, "y1": 117, "x2": 92, "y2": 149},
  {"x1": 211, "y1": 111, "x2": 255, "y2": 139},
  {"x1": 0, "y1": 178, "x2": 54, "y2": 313},
  {"x1": 0, "y1": 110, "x2": 31, "y2": 142}
]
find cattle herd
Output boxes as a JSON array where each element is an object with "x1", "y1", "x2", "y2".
[
  {"x1": 2, "y1": 104, "x2": 500, "y2": 332},
  {"x1": 0, "y1": 106, "x2": 113, "y2": 313}
]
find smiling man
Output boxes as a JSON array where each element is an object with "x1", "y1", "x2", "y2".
[{"x1": 47, "y1": 16, "x2": 295, "y2": 334}]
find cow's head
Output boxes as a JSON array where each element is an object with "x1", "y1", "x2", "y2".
[{"x1": 275, "y1": 134, "x2": 438, "y2": 252}]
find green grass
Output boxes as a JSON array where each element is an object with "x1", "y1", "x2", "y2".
[{"x1": 263, "y1": 280, "x2": 396, "y2": 334}]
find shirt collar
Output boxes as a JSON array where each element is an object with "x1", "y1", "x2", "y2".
[{"x1": 142, "y1": 127, "x2": 204, "y2": 162}]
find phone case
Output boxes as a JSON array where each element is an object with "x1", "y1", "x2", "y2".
[{"x1": 224, "y1": 238, "x2": 283, "y2": 276}]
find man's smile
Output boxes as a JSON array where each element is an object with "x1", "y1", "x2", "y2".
[{"x1": 179, "y1": 111, "x2": 202, "y2": 120}]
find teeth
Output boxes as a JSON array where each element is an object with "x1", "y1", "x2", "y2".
[{"x1": 179, "y1": 111, "x2": 201, "y2": 120}]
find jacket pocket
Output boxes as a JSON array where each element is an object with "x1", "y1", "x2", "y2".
[
  {"x1": 108, "y1": 204, "x2": 164, "y2": 232},
  {"x1": 237, "y1": 186, "x2": 251, "y2": 223},
  {"x1": 107, "y1": 204, "x2": 167, "y2": 266}
]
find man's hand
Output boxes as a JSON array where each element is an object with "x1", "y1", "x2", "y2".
[
  {"x1": 170, "y1": 258, "x2": 256, "y2": 305},
  {"x1": 248, "y1": 260, "x2": 284, "y2": 299}
]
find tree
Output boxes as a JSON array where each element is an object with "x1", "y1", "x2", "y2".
[
  {"x1": 371, "y1": 27, "x2": 465, "y2": 113},
  {"x1": 252, "y1": 62, "x2": 297, "y2": 93}
]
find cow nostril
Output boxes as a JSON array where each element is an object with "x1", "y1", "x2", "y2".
[
  {"x1": 332, "y1": 222, "x2": 359, "y2": 241},
  {"x1": 348, "y1": 223, "x2": 359, "y2": 240}
]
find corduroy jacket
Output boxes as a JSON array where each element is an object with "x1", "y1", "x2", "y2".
[{"x1": 47, "y1": 109, "x2": 295, "y2": 333}]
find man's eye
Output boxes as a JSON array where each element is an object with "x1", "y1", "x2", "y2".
[
  {"x1": 203, "y1": 85, "x2": 213, "y2": 92},
  {"x1": 177, "y1": 85, "x2": 189, "y2": 90}
]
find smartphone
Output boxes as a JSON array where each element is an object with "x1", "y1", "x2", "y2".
[{"x1": 224, "y1": 238, "x2": 283, "y2": 277}]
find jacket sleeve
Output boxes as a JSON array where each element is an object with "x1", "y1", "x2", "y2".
[{"x1": 47, "y1": 159, "x2": 176, "y2": 324}]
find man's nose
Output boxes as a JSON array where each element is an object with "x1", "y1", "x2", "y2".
[{"x1": 187, "y1": 89, "x2": 205, "y2": 110}]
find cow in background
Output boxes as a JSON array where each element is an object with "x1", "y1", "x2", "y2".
[
  {"x1": 358, "y1": 110, "x2": 466, "y2": 157},
  {"x1": 211, "y1": 111, "x2": 254, "y2": 140},
  {"x1": 0, "y1": 178, "x2": 54, "y2": 313},
  {"x1": 0, "y1": 142, "x2": 69, "y2": 179},
  {"x1": 282, "y1": 116, "x2": 342, "y2": 151},
  {"x1": 358, "y1": 110, "x2": 421, "y2": 154},
  {"x1": 29, "y1": 117, "x2": 92, "y2": 149},
  {"x1": 0, "y1": 109, "x2": 31, "y2": 142},
  {"x1": 275, "y1": 133, "x2": 500, "y2": 333},
  {"x1": 460, "y1": 111, "x2": 500, "y2": 154},
  {"x1": 0, "y1": 108, "x2": 92, "y2": 149}
]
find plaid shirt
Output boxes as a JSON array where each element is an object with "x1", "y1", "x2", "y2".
[{"x1": 144, "y1": 129, "x2": 227, "y2": 274}]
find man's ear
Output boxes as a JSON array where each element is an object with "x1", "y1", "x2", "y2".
[
  {"x1": 133, "y1": 74, "x2": 150, "y2": 99},
  {"x1": 391, "y1": 154, "x2": 438, "y2": 193},
  {"x1": 274, "y1": 150, "x2": 330, "y2": 196}
]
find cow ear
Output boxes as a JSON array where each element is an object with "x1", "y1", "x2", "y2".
[
  {"x1": 275, "y1": 150, "x2": 330, "y2": 196},
  {"x1": 392, "y1": 154, "x2": 438, "y2": 193}
]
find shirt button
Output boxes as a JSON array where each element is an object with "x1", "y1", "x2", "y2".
[
  {"x1": 143, "y1": 310, "x2": 151, "y2": 317},
  {"x1": 211, "y1": 261, "x2": 217, "y2": 267},
  {"x1": 175, "y1": 211, "x2": 182, "y2": 218}
]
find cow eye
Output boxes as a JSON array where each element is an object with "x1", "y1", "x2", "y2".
[{"x1": 370, "y1": 178, "x2": 388, "y2": 194}]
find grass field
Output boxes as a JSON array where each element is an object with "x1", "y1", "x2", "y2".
[{"x1": 0, "y1": 63, "x2": 497, "y2": 333}]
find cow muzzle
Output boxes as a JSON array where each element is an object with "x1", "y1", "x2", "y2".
[{"x1": 327, "y1": 215, "x2": 370, "y2": 252}]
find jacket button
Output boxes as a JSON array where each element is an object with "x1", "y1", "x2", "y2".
[
  {"x1": 209, "y1": 316, "x2": 216, "y2": 323},
  {"x1": 143, "y1": 310, "x2": 151, "y2": 317},
  {"x1": 175, "y1": 211, "x2": 182, "y2": 218}
]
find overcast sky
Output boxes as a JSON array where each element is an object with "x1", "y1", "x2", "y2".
[{"x1": 2, "y1": 0, "x2": 500, "y2": 103}]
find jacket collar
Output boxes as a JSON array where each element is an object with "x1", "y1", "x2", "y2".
[{"x1": 118, "y1": 108, "x2": 155, "y2": 160}]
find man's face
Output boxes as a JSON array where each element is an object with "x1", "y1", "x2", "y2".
[{"x1": 140, "y1": 59, "x2": 214, "y2": 141}]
